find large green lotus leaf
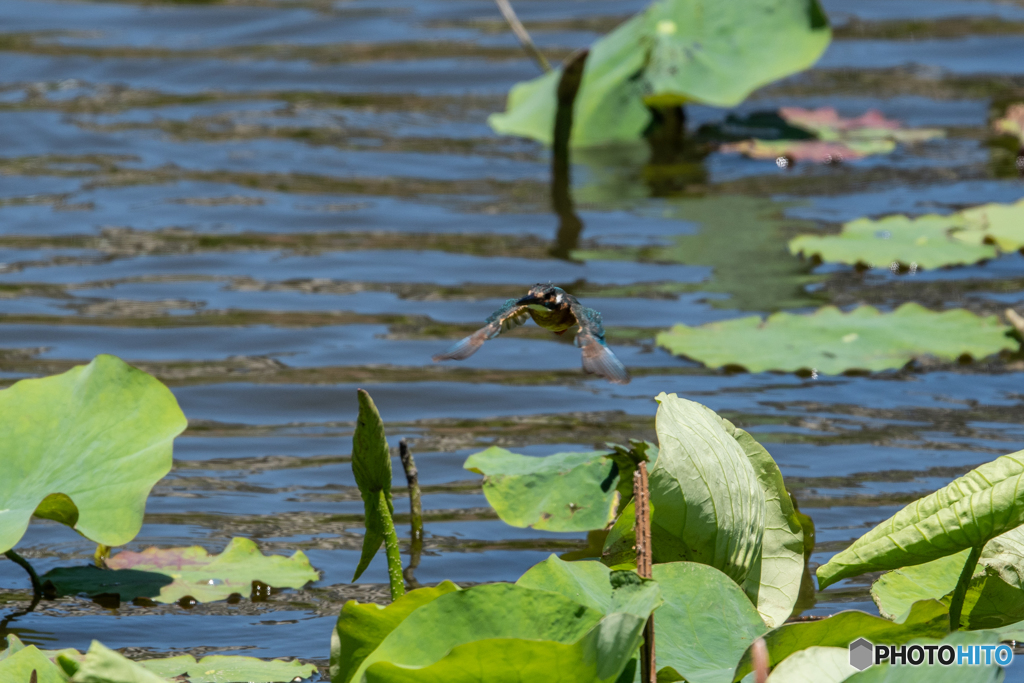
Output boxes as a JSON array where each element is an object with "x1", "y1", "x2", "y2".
[
  {"x1": 845, "y1": 631, "x2": 1003, "y2": 683},
  {"x1": 956, "y1": 199, "x2": 1024, "y2": 252},
  {"x1": 464, "y1": 447, "x2": 619, "y2": 532},
  {"x1": 352, "y1": 389, "x2": 395, "y2": 582},
  {"x1": 817, "y1": 449, "x2": 1024, "y2": 589},
  {"x1": 648, "y1": 393, "x2": 765, "y2": 584},
  {"x1": 331, "y1": 582, "x2": 460, "y2": 683},
  {"x1": 488, "y1": 13, "x2": 650, "y2": 147},
  {"x1": 652, "y1": 562, "x2": 767, "y2": 683},
  {"x1": 103, "y1": 537, "x2": 318, "y2": 603},
  {"x1": 516, "y1": 555, "x2": 615, "y2": 613},
  {"x1": 657, "y1": 304, "x2": 1015, "y2": 375},
  {"x1": 490, "y1": 0, "x2": 829, "y2": 147},
  {"x1": 642, "y1": 0, "x2": 830, "y2": 108},
  {"x1": 366, "y1": 574, "x2": 660, "y2": 683},
  {"x1": 0, "y1": 645, "x2": 68, "y2": 683},
  {"x1": 725, "y1": 422, "x2": 804, "y2": 628},
  {"x1": 789, "y1": 214, "x2": 996, "y2": 269},
  {"x1": 0, "y1": 355, "x2": 187, "y2": 553},
  {"x1": 872, "y1": 527, "x2": 1024, "y2": 629},
  {"x1": 353, "y1": 576, "x2": 659, "y2": 683},
  {"x1": 732, "y1": 600, "x2": 949, "y2": 680},
  {"x1": 139, "y1": 654, "x2": 316, "y2": 683},
  {"x1": 764, "y1": 647, "x2": 854, "y2": 683},
  {"x1": 71, "y1": 642, "x2": 167, "y2": 683}
]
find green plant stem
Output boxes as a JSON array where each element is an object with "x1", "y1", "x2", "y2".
[
  {"x1": 634, "y1": 462, "x2": 656, "y2": 683},
  {"x1": 378, "y1": 490, "x2": 406, "y2": 601},
  {"x1": 4, "y1": 549, "x2": 42, "y2": 599},
  {"x1": 949, "y1": 544, "x2": 983, "y2": 631},
  {"x1": 94, "y1": 544, "x2": 111, "y2": 568}
]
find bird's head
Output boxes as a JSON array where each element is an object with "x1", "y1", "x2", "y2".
[{"x1": 516, "y1": 284, "x2": 566, "y2": 310}]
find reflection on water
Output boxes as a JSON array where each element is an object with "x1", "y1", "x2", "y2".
[{"x1": 0, "y1": 0, "x2": 1022, "y2": 675}]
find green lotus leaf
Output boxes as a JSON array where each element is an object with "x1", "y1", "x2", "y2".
[
  {"x1": 732, "y1": 599, "x2": 949, "y2": 680},
  {"x1": 490, "y1": 0, "x2": 830, "y2": 147},
  {"x1": 601, "y1": 498, "x2": 641, "y2": 570},
  {"x1": 331, "y1": 582, "x2": 460, "y2": 683},
  {"x1": 957, "y1": 199, "x2": 1024, "y2": 252},
  {"x1": 352, "y1": 571, "x2": 660, "y2": 683},
  {"x1": 872, "y1": 526, "x2": 1024, "y2": 629},
  {"x1": 1, "y1": 635, "x2": 82, "y2": 666},
  {"x1": 725, "y1": 421, "x2": 804, "y2": 628},
  {"x1": 648, "y1": 393, "x2": 765, "y2": 584},
  {"x1": 139, "y1": 654, "x2": 316, "y2": 683},
  {"x1": 0, "y1": 355, "x2": 187, "y2": 553},
  {"x1": 71, "y1": 642, "x2": 166, "y2": 683},
  {"x1": 652, "y1": 562, "x2": 767, "y2": 683},
  {"x1": 845, "y1": 631, "x2": 1003, "y2": 682},
  {"x1": 464, "y1": 447, "x2": 619, "y2": 532},
  {"x1": 789, "y1": 214, "x2": 997, "y2": 269},
  {"x1": 763, "y1": 646, "x2": 854, "y2": 683},
  {"x1": 657, "y1": 303, "x2": 1016, "y2": 375},
  {"x1": 516, "y1": 555, "x2": 616, "y2": 612},
  {"x1": 0, "y1": 645, "x2": 68, "y2": 683},
  {"x1": 351, "y1": 389, "x2": 394, "y2": 582},
  {"x1": 817, "y1": 448, "x2": 1024, "y2": 590},
  {"x1": 97, "y1": 537, "x2": 318, "y2": 603}
]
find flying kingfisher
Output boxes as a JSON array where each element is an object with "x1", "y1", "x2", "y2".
[{"x1": 432, "y1": 284, "x2": 630, "y2": 384}]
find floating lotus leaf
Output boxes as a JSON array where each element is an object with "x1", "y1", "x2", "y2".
[
  {"x1": 993, "y1": 103, "x2": 1024, "y2": 142},
  {"x1": 956, "y1": 198, "x2": 1024, "y2": 252},
  {"x1": 97, "y1": 537, "x2": 318, "y2": 603},
  {"x1": 872, "y1": 526, "x2": 1024, "y2": 629},
  {"x1": 657, "y1": 304, "x2": 1016, "y2": 375},
  {"x1": 789, "y1": 214, "x2": 997, "y2": 269},
  {"x1": 720, "y1": 138, "x2": 894, "y2": 162},
  {"x1": 779, "y1": 107, "x2": 944, "y2": 144},
  {"x1": 0, "y1": 355, "x2": 187, "y2": 554},
  {"x1": 490, "y1": 0, "x2": 831, "y2": 147},
  {"x1": 463, "y1": 447, "x2": 619, "y2": 532},
  {"x1": 1, "y1": 638, "x2": 316, "y2": 683},
  {"x1": 733, "y1": 599, "x2": 949, "y2": 679},
  {"x1": 139, "y1": 654, "x2": 316, "y2": 683},
  {"x1": 817, "y1": 448, "x2": 1024, "y2": 590},
  {"x1": 723, "y1": 107, "x2": 942, "y2": 163},
  {"x1": 41, "y1": 565, "x2": 172, "y2": 602}
]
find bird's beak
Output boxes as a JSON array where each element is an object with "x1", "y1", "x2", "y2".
[{"x1": 516, "y1": 294, "x2": 542, "y2": 306}]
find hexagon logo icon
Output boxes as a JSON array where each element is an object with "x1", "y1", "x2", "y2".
[{"x1": 849, "y1": 638, "x2": 874, "y2": 671}]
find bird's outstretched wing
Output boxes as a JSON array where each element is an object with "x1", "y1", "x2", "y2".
[
  {"x1": 570, "y1": 301, "x2": 630, "y2": 384},
  {"x1": 432, "y1": 299, "x2": 530, "y2": 362}
]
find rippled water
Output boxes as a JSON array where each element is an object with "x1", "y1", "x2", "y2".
[{"x1": 1, "y1": 0, "x2": 1024, "y2": 676}]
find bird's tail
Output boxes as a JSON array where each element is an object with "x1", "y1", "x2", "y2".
[
  {"x1": 432, "y1": 329, "x2": 489, "y2": 362},
  {"x1": 579, "y1": 333, "x2": 631, "y2": 384}
]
